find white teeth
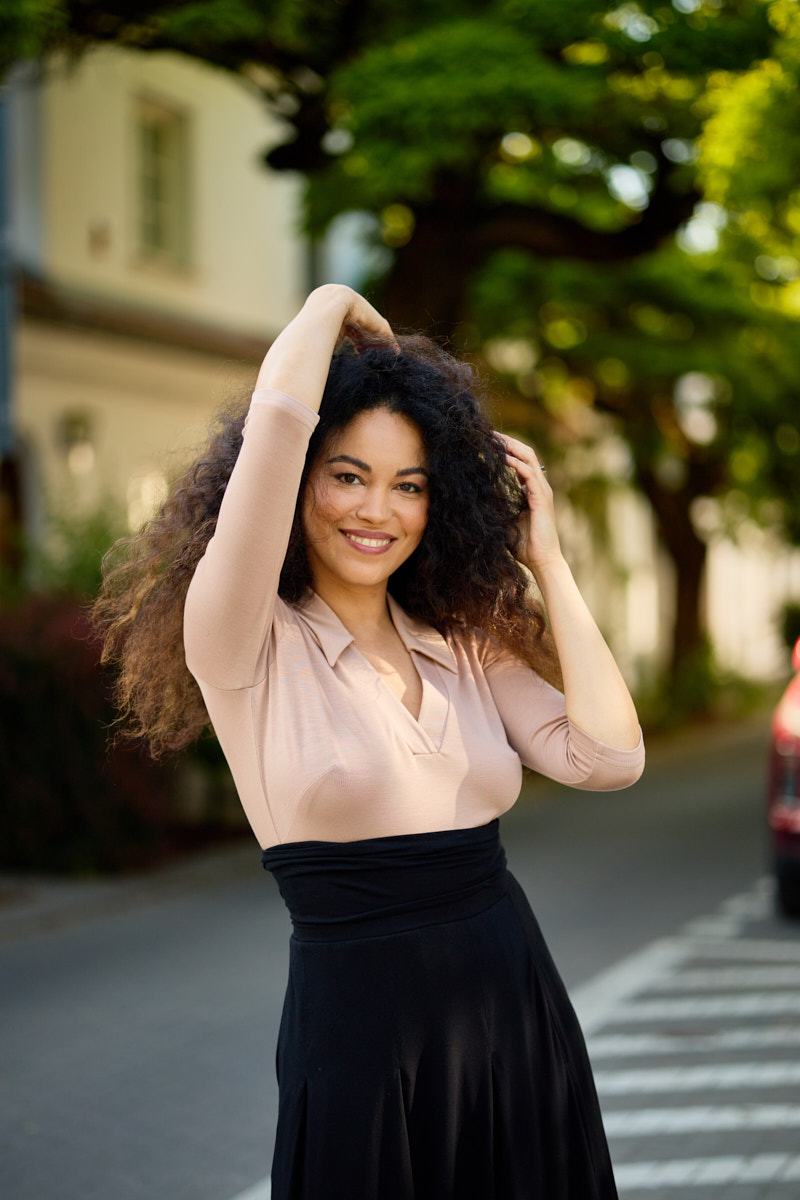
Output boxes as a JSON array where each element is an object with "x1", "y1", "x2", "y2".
[{"x1": 343, "y1": 533, "x2": 393, "y2": 548}]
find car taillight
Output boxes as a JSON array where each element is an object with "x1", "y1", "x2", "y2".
[{"x1": 769, "y1": 741, "x2": 800, "y2": 832}]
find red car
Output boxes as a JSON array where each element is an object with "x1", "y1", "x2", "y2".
[{"x1": 768, "y1": 636, "x2": 800, "y2": 917}]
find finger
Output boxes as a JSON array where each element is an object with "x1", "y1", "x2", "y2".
[
  {"x1": 344, "y1": 319, "x2": 399, "y2": 355},
  {"x1": 496, "y1": 432, "x2": 546, "y2": 470},
  {"x1": 347, "y1": 297, "x2": 397, "y2": 342},
  {"x1": 504, "y1": 448, "x2": 547, "y2": 479},
  {"x1": 504, "y1": 451, "x2": 551, "y2": 499},
  {"x1": 500, "y1": 434, "x2": 541, "y2": 461}
]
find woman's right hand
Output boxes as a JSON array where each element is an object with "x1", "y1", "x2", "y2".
[
  {"x1": 317, "y1": 284, "x2": 397, "y2": 353},
  {"x1": 255, "y1": 285, "x2": 396, "y2": 411}
]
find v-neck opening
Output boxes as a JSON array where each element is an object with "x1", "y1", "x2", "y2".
[
  {"x1": 298, "y1": 591, "x2": 451, "y2": 753},
  {"x1": 350, "y1": 638, "x2": 425, "y2": 727},
  {"x1": 349, "y1": 643, "x2": 448, "y2": 754}
]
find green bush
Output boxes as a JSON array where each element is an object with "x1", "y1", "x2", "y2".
[
  {"x1": 1, "y1": 495, "x2": 247, "y2": 872},
  {"x1": 1, "y1": 499, "x2": 126, "y2": 605},
  {"x1": 0, "y1": 591, "x2": 179, "y2": 874}
]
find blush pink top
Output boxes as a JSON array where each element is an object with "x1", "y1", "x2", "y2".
[{"x1": 183, "y1": 388, "x2": 645, "y2": 850}]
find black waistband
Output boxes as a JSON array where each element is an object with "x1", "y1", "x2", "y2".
[{"x1": 261, "y1": 819, "x2": 509, "y2": 941}]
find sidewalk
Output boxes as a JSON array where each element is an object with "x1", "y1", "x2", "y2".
[{"x1": 0, "y1": 835, "x2": 256, "y2": 945}]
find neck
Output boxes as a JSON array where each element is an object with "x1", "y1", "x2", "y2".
[{"x1": 311, "y1": 577, "x2": 394, "y2": 636}]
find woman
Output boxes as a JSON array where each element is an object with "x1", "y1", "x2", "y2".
[{"x1": 95, "y1": 284, "x2": 644, "y2": 1199}]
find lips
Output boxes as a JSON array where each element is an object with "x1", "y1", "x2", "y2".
[{"x1": 340, "y1": 529, "x2": 397, "y2": 553}]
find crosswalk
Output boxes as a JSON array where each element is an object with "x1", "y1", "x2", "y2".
[{"x1": 573, "y1": 877, "x2": 800, "y2": 1196}]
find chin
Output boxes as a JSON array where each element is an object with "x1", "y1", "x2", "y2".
[{"x1": 311, "y1": 547, "x2": 411, "y2": 590}]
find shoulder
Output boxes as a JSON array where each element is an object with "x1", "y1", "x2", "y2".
[{"x1": 445, "y1": 622, "x2": 505, "y2": 669}]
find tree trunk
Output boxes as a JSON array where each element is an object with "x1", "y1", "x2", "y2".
[
  {"x1": 637, "y1": 466, "x2": 709, "y2": 690},
  {"x1": 379, "y1": 181, "x2": 480, "y2": 342}
]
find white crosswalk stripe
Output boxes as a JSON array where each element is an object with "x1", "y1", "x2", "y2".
[
  {"x1": 610, "y1": 991, "x2": 800, "y2": 1021},
  {"x1": 589, "y1": 1027, "x2": 800, "y2": 1058},
  {"x1": 227, "y1": 1181, "x2": 270, "y2": 1200},
  {"x1": 614, "y1": 1154, "x2": 800, "y2": 1189},
  {"x1": 685, "y1": 936, "x2": 800, "y2": 962},
  {"x1": 603, "y1": 1103, "x2": 800, "y2": 1136},
  {"x1": 646, "y1": 965, "x2": 800, "y2": 990},
  {"x1": 596, "y1": 1061, "x2": 800, "y2": 1094}
]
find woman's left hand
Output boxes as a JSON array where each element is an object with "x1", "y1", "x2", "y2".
[{"x1": 496, "y1": 432, "x2": 563, "y2": 574}]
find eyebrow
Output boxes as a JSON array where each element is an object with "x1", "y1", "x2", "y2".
[{"x1": 324, "y1": 454, "x2": 430, "y2": 479}]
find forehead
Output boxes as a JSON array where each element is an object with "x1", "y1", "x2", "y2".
[{"x1": 326, "y1": 409, "x2": 427, "y2": 460}]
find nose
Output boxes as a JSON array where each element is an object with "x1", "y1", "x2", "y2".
[{"x1": 355, "y1": 484, "x2": 393, "y2": 525}]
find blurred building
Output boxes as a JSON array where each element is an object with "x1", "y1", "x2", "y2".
[{"x1": 4, "y1": 45, "x2": 305, "y2": 549}]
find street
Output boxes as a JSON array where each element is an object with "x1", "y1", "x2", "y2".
[{"x1": 3, "y1": 712, "x2": 799, "y2": 1199}]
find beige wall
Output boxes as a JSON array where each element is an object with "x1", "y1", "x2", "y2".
[
  {"x1": 40, "y1": 46, "x2": 304, "y2": 334},
  {"x1": 16, "y1": 318, "x2": 257, "y2": 536}
]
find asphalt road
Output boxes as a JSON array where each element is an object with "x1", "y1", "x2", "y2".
[{"x1": 2, "y1": 711, "x2": 794, "y2": 1200}]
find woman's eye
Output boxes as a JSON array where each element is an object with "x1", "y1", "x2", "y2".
[
  {"x1": 334, "y1": 472, "x2": 361, "y2": 485},
  {"x1": 398, "y1": 482, "x2": 423, "y2": 493}
]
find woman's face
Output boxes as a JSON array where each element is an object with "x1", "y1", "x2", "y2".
[{"x1": 302, "y1": 407, "x2": 430, "y2": 595}]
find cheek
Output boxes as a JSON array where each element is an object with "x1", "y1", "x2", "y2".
[
  {"x1": 303, "y1": 481, "x2": 341, "y2": 535},
  {"x1": 410, "y1": 499, "x2": 430, "y2": 540}
]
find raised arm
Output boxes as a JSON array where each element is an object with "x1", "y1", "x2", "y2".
[
  {"x1": 253, "y1": 284, "x2": 395, "y2": 413},
  {"x1": 496, "y1": 430, "x2": 643, "y2": 764},
  {"x1": 183, "y1": 286, "x2": 395, "y2": 689}
]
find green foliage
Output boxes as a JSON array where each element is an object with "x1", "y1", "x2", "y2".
[
  {"x1": 0, "y1": 1, "x2": 68, "y2": 74},
  {"x1": 33, "y1": 501, "x2": 126, "y2": 596},
  {"x1": 332, "y1": 19, "x2": 604, "y2": 176},
  {"x1": 635, "y1": 640, "x2": 774, "y2": 730},
  {"x1": 470, "y1": 236, "x2": 800, "y2": 544},
  {"x1": 1, "y1": 496, "x2": 126, "y2": 605}
]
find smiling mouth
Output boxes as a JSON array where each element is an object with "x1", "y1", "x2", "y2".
[{"x1": 340, "y1": 531, "x2": 396, "y2": 550}]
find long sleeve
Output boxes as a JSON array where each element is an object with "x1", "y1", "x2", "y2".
[
  {"x1": 479, "y1": 637, "x2": 645, "y2": 791},
  {"x1": 183, "y1": 388, "x2": 319, "y2": 690}
]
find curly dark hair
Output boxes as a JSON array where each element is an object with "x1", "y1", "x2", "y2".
[{"x1": 92, "y1": 333, "x2": 561, "y2": 758}]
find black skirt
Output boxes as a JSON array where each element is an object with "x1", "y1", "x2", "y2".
[{"x1": 261, "y1": 818, "x2": 617, "y2": 1200}]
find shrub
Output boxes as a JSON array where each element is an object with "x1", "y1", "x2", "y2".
[{"x1": 0, "y1": 591, "x2": 178, "y2": 874}]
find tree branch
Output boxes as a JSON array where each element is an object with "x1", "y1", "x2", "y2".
[{"x1": 473, "y1": 180, "x2": 700, "y2": 262}]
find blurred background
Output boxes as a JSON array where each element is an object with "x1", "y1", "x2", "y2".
[{"x1": 1, "y1": 0, "x2": 799, "y2": 872}]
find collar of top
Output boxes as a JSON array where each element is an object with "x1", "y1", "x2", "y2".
[{"x1": 293, "y1": 591, "x2": 458, "y2": 673}]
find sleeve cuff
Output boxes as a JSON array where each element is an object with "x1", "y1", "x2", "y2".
[
  {"x1": 249, "y1": 387, "x2": 320, "y2": 434},
  {"x1": 568, "y1": 720, "x2": 646, "y2": 768}
]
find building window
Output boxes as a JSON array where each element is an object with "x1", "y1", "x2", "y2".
[
  {"x1": 135, "y1": 96, "x2": 191, "y2": 269},
  {"x1": 56, "y1": 412, "x2": 96, "y2": 477}
]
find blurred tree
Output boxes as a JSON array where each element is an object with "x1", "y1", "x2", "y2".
[{"x1": 4, "y1": 0, "x2": 800, "y2": 705}]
